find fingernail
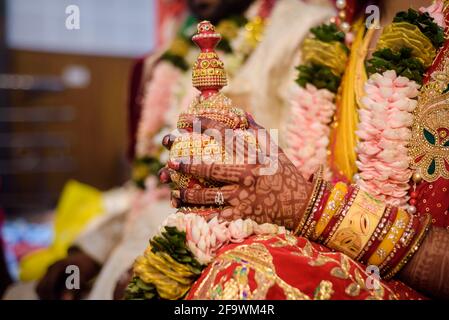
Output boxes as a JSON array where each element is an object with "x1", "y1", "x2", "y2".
[
  {"x1": 162, "y1": 134, "x2": 174, "y2": 149},
  {"x1": 158, "y1": 168, "x2": 170, "y2": 183},
  {"x1": 168, "y1": 160, "x2": 180, "y2": 170},
  {"x1": 171, "y1": 198, "x2": 181, "y2": 208}
]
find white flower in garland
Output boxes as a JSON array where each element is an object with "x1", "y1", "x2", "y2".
[
  {"x1": 163, "y1": 213, "x2": 286, "y2": 265},
  {"x1": 356, "y1": 70, "x2": 420, "y2": 206},
  {"x1": 286, "y1": 84, "x2": 336, "y2": 179}
]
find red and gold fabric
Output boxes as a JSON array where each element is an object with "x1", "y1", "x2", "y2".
[
  {"x1": 411, "y1": 35, "x2": 449, "y2": 229},
  {"x1": 187, "y1": 234, "x2": 425, "y2": 300}
]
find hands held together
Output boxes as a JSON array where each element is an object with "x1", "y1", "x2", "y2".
[{"x1": 158, "y1": 114, "x2": 312, "y2": 231}]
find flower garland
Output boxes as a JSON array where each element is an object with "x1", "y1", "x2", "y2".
[
  {"x1": 286, "y1": 22, "x2": 348, "y2": 179},
  {"x1": 286, "y1": 84, "x2": 336, "y2": 179},
  {"x1": 355, "y1": 70, "x2": 419, "y2": 206},
  {"x1": 288, "y1": 4, "x2": 445, "y2": 206},
  {"x1": 356, "y1": 5, "x2": 445, "y2": 208},
  {"x1": 135, "y1": 61, "x2": 182, "y2": 159},
  {"x1": 125, "y1": 213, "x2": 285, "y2": 300}
]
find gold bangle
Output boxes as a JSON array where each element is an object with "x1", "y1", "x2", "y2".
[
  {"x1": 294, "y1": 167, "x2": 323, "y2": 236},
  {"x1": 323, "y1": 186, "x2": 360, "y2": 246},
  {"x1": 313, "y1": 182, "x2": 348, "y2": 241},
  {"x1": 355, "y1": 205, "x2": 393, "y2": 262},
  {"x1": 378, "y1": 213, "x2": 416, "y2": 272},
  {"x1": 326, "y1": 189, "x2": 387, "y2": 259},
  {"x1": 382, "y1": 214, "x2": 432, "y2": 280},
  {"x1": 367, "y1": 208, "x2": 410, "y2": 267}
]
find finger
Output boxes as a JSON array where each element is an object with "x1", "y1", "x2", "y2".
[
  {"x1": 162, "y1": 134, "x2": 176, "y2": 150},
  {"x1": 193, "y1": 116, "x2": 231, "y2": 137},
  {"x1": 219, "y1": 206, "x2": 243, "y2": 222},
  {"x1": 246, "y1": 112, "x2": 263, "y2": 130},
  {"x1": 168, "y1": 161, "x2": 249, "y2": 184},
  {"x1": 158, "y1": 167, "x2": 172, "y2": 184},
  {"x1": 174, "y1": 185, "x2": 237, "y2": 205},
  {"x1": 61, "y1": 290, "x2": 76, "y2": 300},
  {"x1": 171, "y1": 196, "x2": 182, "y2": 208},
  {"x1": 37, "y1": 263, "x2": 66, "y2": 300}
]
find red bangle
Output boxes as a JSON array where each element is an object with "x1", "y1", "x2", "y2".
[{"x1": 303, "y1": 185, "x2": 331, "y2": 240}]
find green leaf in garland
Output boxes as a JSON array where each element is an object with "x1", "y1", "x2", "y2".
[
  {"x1": 150, "y1": 226, "x2": 203, "y2": 272},
  {"x1": 444, "y1": 140, "x2": 449, "y2": 147},
  {"x1": 310, "y1": 23, "x2": 346, "y2": 44},
  {"x1": 125, "y1": 277, "x2": 159, "y2": 300},
  {"x1": 393, "y1": 9, "x2": 445, "y2": 48},
  {"x1": 423, "y1": 128, "x2": 436, "y2": 145},
  {"x1": 366, "y1": 48, "x2": 425, "y2": 84},
  {"x1": 296, "y1": 63, "x2": 341, "y2": 93}
]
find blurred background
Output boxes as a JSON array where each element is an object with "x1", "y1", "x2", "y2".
[{"x1": 0, "y1": 0, "x2": 164, "y2": 280}]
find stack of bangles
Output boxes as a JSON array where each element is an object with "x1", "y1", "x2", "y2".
[{"x1": 294, "y1": 168, "x2": 432, "y2": 280}]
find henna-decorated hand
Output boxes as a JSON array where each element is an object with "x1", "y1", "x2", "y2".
[{"x1": 159, "y1": 114, "x2": 312, "y2": 230}]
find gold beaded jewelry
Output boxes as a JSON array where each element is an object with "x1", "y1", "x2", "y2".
[
  {"x1": 326, "y1": 189, "x2": 387, "y2": 259},
  {"x1": 294, "y1": 167, "x2": 324, "y2": 236},
  {"x1": 382, "y1": 214, "x2": 432, "y2": 280},
  {"x1": 313, "y1": 182, "x2": 349, "y2": 241},
  {"x1": 323, "y1": 186, "x2": 359, "y2": 246},
  {"x1": 301, "y1": 181, "x2": 329, "y2": 238},
  {"x1": 367, "y1": 208, "x2": 410, "y2": 267},
  {"x1": 355, "y1": 205, "x2": 393, "y2": 262}
]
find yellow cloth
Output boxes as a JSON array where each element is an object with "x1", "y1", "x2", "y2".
[
  {"x1": 328, "y1": 20, "x2": 368, "y2": 180},
  {"x1": 19, "y1": 180, "x2": 104, "y2": 281}
]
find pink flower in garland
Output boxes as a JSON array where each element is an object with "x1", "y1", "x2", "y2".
[
  {"x1": 286, "y1": 84, "x2": 336, "y2": 179},
  {"x1": 135, "y1": 61, "x2": 181, "y2": 157},
  {"x1": 356, "y1": 70, "x2": 419, "y2": 206},
  {"x1": 420, "y1": 0, "x2": 446, "y2": 29}
]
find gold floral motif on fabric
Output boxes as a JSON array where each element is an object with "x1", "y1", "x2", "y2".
[
  {"x1": 409, "y1": 49, "x2": 449, "y2": 182},
  {"x1": 190, "y1": 237, "x2": 398, "y2": 300}
]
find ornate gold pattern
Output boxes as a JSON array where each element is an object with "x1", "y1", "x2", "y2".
[
  {"x1": 192, "y1": 242, "x2": 310, "y2": 300},
  {"x1": 191, "y1": 236, "x2": 397, "y2": 300},
  {"x1": 409, "y1": 49, "x2": 449, "y2": 182},
  {"x1": 327, "y1": 190, "x2": 386, "y2": 259}
]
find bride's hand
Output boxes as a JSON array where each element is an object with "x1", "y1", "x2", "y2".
[{"x1": 159, "y1": 114, "x2": 312, "y2": 230}]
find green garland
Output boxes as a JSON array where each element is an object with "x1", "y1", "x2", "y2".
[
  {"x1": 125, "y1": 226, "x2": 203, "y2": 300},
  {"x1": 310, "y1": 23, "x2": 346, "y2": 43},
  {"x1": 125, "y1": 277, "x2": 158, "y2": 300},
  {"x1": 394, "y1": 9, "x2": 445, "y2": 49},
  {"x1": 160, "y1": 51, "x2": 190, "y2": 71},
  {"x1": 296, "y1": 63, "x2": 341, "y2": 93},
  {"x1": 150, "y1": 226, "x2": 203, "y2": 272},
  {"x1": 366, "y1": 48, "x2": 426, "y2": 84},
  {"x1": 295, "y1": 23, "x2": 347, "y2": 94},
  {"x1": 366, "y1": 9, "x2": 445, "y2": 84}
]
